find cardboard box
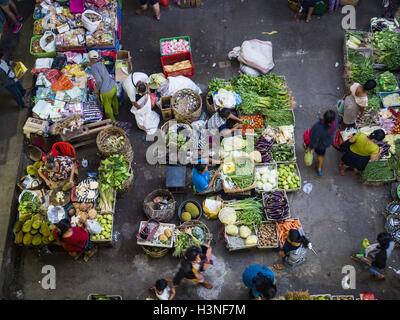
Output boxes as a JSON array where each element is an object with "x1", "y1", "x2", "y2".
[{"x1": 115, "y1": 50, "x2": 132, "y2": 83}]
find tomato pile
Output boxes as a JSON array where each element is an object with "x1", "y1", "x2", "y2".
[{"x1": 241, "y1": 115, "x2": 264, "y2": 134}]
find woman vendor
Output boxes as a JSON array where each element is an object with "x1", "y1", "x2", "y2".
[
  {"x1": 276, "y1": 229, "x2": 312, "y2": 268},
  {"x1": 53, "y1": 218, "x2": 96, "y2": 261},
  {"x1": 339, "y1": 129, "x2": 385, "y2": 175},
  {"x1": 342, "y1": 80, "x2": 377, "y2": 129},
  {"x1": 192, "y1": 161, "x2": 220, "y2": 193},
  {"x1": 38, "y1": 154, "x2": 76, "y2": 190},
  {"x1": 242, "y1": 264, "x2": 277, "y2": 300},
  {"x1": 206, "y1": 108, "x2": 243, "y2": 137}
]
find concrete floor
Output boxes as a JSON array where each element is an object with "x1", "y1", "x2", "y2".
[{"x1": 2, "y1": 0, "x2": 400, "y2": 300}]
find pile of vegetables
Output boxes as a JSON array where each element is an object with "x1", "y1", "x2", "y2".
[
  {"x1": 372, "y1": 30, "x2": 400, "y2": 70},
  {"x1": 346, "y1": 50, "x2": 376, "y2": 85},
  {"x1": 98, "y1": 184, "x2": 115, "y2": 213},
  {"x1": 272, "y1": 144, "x2": 295, "y2": 162},
  {"x1": 346, "y1": 31, "x2": 370, "y2": 50},
  {"x1": 14, "y1": 213, "x2": 55, "y2": 246},
  {"x1": 255, "y1": 136, "x2": 273, "y2": 163},
  {"x1": 168, "y1": 131, "x2": 188, "y2": 150},
  {"x1": 265, "y1": 109, "x2": 294, "y2": 127},
  {"x1": 18, "y1": 192, "x2": 42, "y2": 217},
  {"x1": 378, "y1": 71, "x2": 399, "y2": 92},
  {"x1": 262, "y1": 191, "x2": 290, "y2": 221},
  {"x1": 99, "y1": 155, "x2": 131, "y2": 191},
  {"x1": 367, "y1": 94, "x2": 381, "y2": 111},
  {"x1": 285, "y1": 291, "x2": 311, "y2": 300},
  {"x1": 276, "y1": 219, "x2": 302, "y2": 247},
  {"x1": 241, "y1": 114, "x2": 265, "y2": 133},
  {"x1": 224, "y1": 198, "x2": 263, "y2": 232},
  {"x1": 103, "y1": 135, "x2": 125, "y2": 154},
  {"x1": 173, "y1": 225, "x2": 206, "y2": 257},
  {"x1": 255, "y1": 165, "x2": 277, "y2": 192},
  {"x1": 257, "y1": 222, "x2": 278, "y2": 248},
  {"x1": 361, "y1": 160, "x2": 395, "y2": 182},
  {"x1": 208, "y1": 78, "x2": 233, "y2": 95},
  {"x1": 277, "y1": 163, "x2": 301, "y2": 191},
  {"x1": 262, "y1": 125, "x2": 294, "y2": 145},
  {"x1": 91, "y1": 214, "x2": 113, "y2": 241}
]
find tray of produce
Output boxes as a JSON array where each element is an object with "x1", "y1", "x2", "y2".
[
  {"x1": 345, "y1": 31, "x2": 372, "y2": 52},
  {"x1": 241, "y1": 114, "x2": 265, "y2": 134},
  {"x1": 160, "y1": 36, "x2": 191, "y2": 56},
  {"x1": 91, "y1": 213, "x2": 113, "y2": 243},
  {"x1": 255, "y1": 135, "x2": 274, "y2": 163},
  {"x1": 257, "y1": 221, "x2": 279, "y2": 249},
  {"x1": 137, "y1": 221, "x2": 175, "y2": 248},
  {"x1": 255, "y1": 163, "x2": 278, "y2": 193},
  {"x1": 377, "y1": 71, "x2": 399, "y2": 92},
  {"x1": 225, "y1": 224, "x2": 258, "y2": 251},
  {"x1": 311, "y1": 294, "x2": 332, "y2": 300},
  {"x1": 372, "y1": 29, "x2": 400, "y2": 71},
  {"x1": 173, "y1": 220, "x2": 211, "y2": 257},
  {"x1": 74, "y1": 178, "x2": 99, "y2": 203},
  {"x1": 332, "y1": 295, "x2": 354, "y2": 300},
  {"x1": 361, "y1": 160, "x2": 396, "y2": 184},
  {"x1": 261, "y1": 125, "x2": 295, "y2": 145},
  {"x1": 379, "y1": 91, "x2": 400, "y2": 108},
  {"x1": 262, "y1": 191, "x2": 291, "y2": 221},
  {"x1": 277, "y1": 163, "x2": 301, "y2": 192},
  {"x1": 265, "y1": 109, "x2": 295, "y2": 127},
  {"x1": 222, "y1": 156, "x2": 256, "y2": 193},
  {"x1": 271, "y1": 144, "x2": 296, "y2": 162},
  {"x1": 276, "y1": 218, "x2": 303, "y2": 247}
]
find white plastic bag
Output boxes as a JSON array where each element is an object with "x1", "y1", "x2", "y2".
[
  {"x1": 40, "y1": 31, "x2": 56, "y2": 53},
  {"x1": 238, "y1": 39, "x2": 275, "y2": 74},
  {"x1": 130, "y1": 94, "x2": 160, "y2": 135},
  {"x1": 240, "y1": 63, "x2": 262, "y2": 77},
  {"x1": 158, "y1": 75, "x2": 202, "y2": 97},
  {"x1": 82, "y1": 10, "x2": 102, "y2": 33},
  {"x1": 213, "y1": 89, "x2": 237, "y2": 109},
  {"x1": 122, "y1": 72, "x2": 149, "y2": 103},
  {"x1": 86, "y1": 219, "x2": 102, "y2": 235}
]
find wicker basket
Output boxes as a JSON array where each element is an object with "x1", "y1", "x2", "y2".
[
  {"x1": 143, "y1": 189, "x2": 176, "y2": 222},
  {"x1": 142, "y1": 245, "x2": 169, "y2": 258},
  {"x1": 161, "y1": 120, "x2": 194, "y2": 151},
  {"x1": 122, "y1": 141, "x2": 134, "y2": 165},
  {"x1": 171, "y1": 89, "x2": 202, "y2": 124},
  {"x1": 118, "y1": 166, "x2": 134, "y2": 193},
  {"x1": 206, "y1": 94, "x2": 217, "y2": 115},
  {"x1": 96, "y1": 126, "x2": 129, "y2": 158},
  {"x1": 177, "y1": 220, "x2": 213, "y2": 243}
]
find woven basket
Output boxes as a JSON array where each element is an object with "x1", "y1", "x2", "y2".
[
  {"x1": 118, "y1": 166, "x2": 134, "y2": 193},
  {"x1": 206, "y1": 94, "x2": 217, "y2": 114},
  {"x1": 172, "y1": 89, "x2": 202, "y2": 124},
  {"x1": 96, "y1": 127, "x2": 128, "y2": 158},
  {"x1": 161, "y1": 121, "x2": 194, "y2": 150},
  {"x1": 142, "y1": 245, "x2": 169, "y2": 258},
  {"x1": 121, "y1": 141, "x2": 134, "y2": 165},
  {"x1": 143, "y1": 189, "x2": 176, "y2": 222},
  {"x1": 177, "y1": 220, "x2": 213, "y2": 244}
]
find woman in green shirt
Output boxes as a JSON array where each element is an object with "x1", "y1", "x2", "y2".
[{"x1": 339, "y1": 129, "x2": 385, "y2": 175}]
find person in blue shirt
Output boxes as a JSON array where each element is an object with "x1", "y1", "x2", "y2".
[
  {"x1": 242, "y1": 264, "x2": 277, "y2": 300},
  {"x1": 192, "y1": 162, "x2": 220, "y2": 193}
]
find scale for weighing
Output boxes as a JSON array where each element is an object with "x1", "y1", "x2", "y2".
[{"x1": 165, "y1": 166, "x2": 186, "y2": 193}]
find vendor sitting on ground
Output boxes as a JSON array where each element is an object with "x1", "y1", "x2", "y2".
[
  {"x1": 206, "y1": 108, "x2": 243, "y2": 137},
  {"x1": 276, "y1": 229, "x2": 312, "y2": 268},
  {"x1": 88, "y1": 50, "x2": 119, "y2": 121},
  {"x1": 242, "y1": 264, "x2": 277, "y2": 300},
  {"x1": 38, "y1": 154, "x2": 76, "y2": 190},
  {"x1": 53, "y1": 218, "x2": 96, "y2": 261},
  {"x1": 192, "y1": 161, "x2": 220, "y2": 193},
  {"x1": 339, "y1": 129, "x2": 385, "y2": 176},
  {"x1": 342, "y1": 80, "x2": 377, "y2": 129}
]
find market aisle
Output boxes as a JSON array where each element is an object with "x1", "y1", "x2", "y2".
[{"x1": 4, "y1": 0, "x2": 400, "y2": 300}]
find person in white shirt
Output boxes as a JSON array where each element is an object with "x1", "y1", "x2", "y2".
[{"x1": 151, "y1": 278, "x2": 176, "y2": 300}]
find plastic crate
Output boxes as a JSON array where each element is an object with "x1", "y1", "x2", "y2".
[
  {"x1": 257, "y1": 221, "x2": 279, "y2": 249},
  {"x1": 159, "y1": 36, "x2": 191, "y2": 56},
  {"x1": 161, "y1": 51, "x2": 194, "y2": 78},
  {"x1": 30, "y1": 36, "x2": 56, "y2": 58},
  {"x1": 379, "y1": 91, "x2": 400, "y2": 108}
]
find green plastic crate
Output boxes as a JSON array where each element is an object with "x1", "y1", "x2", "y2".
[
  {"x1": 30, "y1": 35, "x2": 56, "y2": 58},
  {"x1": 160, "y1": 36, "x2": 191, "y2": 56}
]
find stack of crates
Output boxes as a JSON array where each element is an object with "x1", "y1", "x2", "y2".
[{"x1": 160, "y1": 36, "x2": 194, "y2": 78}]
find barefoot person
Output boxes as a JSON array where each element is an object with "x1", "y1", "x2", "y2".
[{"x1": 136, "y1": 0, "x2": 161, "y2": 21}]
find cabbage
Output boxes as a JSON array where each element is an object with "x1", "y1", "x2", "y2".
[
  {"x1": 245, "y1": 235, "x2": 258, "y2": 246},
  {"x1": 239, "y1": 225, "x2": 252, "y2": 238},
  {"x1": 225, "y1": 224, "x2": 239, "y2": 236},
  {"x1": 250, "y1": 151, "x2": 262, "y2": 163},
  {"x1": 218, "y1": 207, "x2": 237, "y2": 225}
]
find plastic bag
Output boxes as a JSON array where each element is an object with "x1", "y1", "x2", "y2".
[
  {"x1": 336, "y1": 98, "x2": 345, "y2": 117},
  {"x1": 39, "y1": 31, "x2": 56, "y2": 53},
  {"x1": 238, "y1": 39, "x2": 274, "y2": 74},
  {"x1": 303, "y1": 128, "x2": 311, "y2": 147},
  {"x1": 213, "y1": 89, "x2": 237, "y2": 109},
  {"x1": 304, "y1": 149, "x2": 313, "y2": 167},
  {"x1": 86, "y1": 219, "x2": 102, "y2": 234},
  {"x1": 130, "y1": 94, "x2": 160, "y2": 135},
  {"x1": 82, "y1": 10, "x2": 102, "y2": 33},
  {"x1": 158, "y1": 75, "x2": 202, "y2": 97},
  {"x1": 51, "y1": 75, "x2": 74, "y2": 91},
  {"x1": 122, "y1": 72, "x2": 149, "y2": 103},
  {"x1": 240, "y1": 63, "x2": 262, "y2": 77}
]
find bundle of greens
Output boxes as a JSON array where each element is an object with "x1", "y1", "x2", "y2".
[
  {"x1": 98, "y1": 183, "x2": 115, "y2": 213},
  {"x1": 99, "y1": 155, "x2": 132, "y2": 191},
  {"x1": 225, "y1": 198, "x2": 263, "y2": 232},
  {"x1": 378, "y1": 71, "x2": 399, "y2": 92},
  {"x1": 208, "y1": 78, "x2": 233, "y2": 95},
  {"x1": 361, "y1": 160, "x2": 395, "y2": 182},
  {"x1": 18, "y1": 196, "x2": 41, "y2": 216},
  {"x1": 372, "y1": 30, "x2": 400, "y2": 70},
  {"x1": 347, "y1": 49, "x2": 377, "y2": 85},
  {"x1": 368, "y1": 94, "x2": 381, "y2": 111},
  {"x1": 265, "y1": 109, "x2": 294, "y2": 126}
]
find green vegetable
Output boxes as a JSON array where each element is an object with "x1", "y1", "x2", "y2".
[
  {"x1": 361, "y1": 160, "x2": 394, "y2": 182},
  {"x1": 347, "y1": 50, "x2": 377, "y2": 85},
  {"x1": 225, "y1": 198, "x2": 263, "y2": 232},
  {"x1": 265, "y1": 109, "x2": 294, "y2": 126},
  {"x1": 378, "y1": 71, "x2": 399, "y2": 92},
  {"x1": 208, "y1": 78, "x2": 233, "y2": 95},
  {"x1": 372, "y1": 30, "x2": 400, "y2": 70},
  {"x1": 98, "y1": 183, "x2": 114, "y2": 213},
  {"x1": 229, "y1": 175, "x2": 254, "y2": 189},
  {"x1": 173, "y1": 232, "x2": 201, "y2": 257},
  {"x1": 18, "y1": 197, "x2": 41, "y2": 215},
  {"x1": 277, "y1": 163, "x2": 301, "y2": 190},
  {"x1": 368, "y1": 94, "x2": 381, "y2": 111},
  {"x1": 272, "y1": 144, "x2": 295, "y2": 162},
  {"x1": 99, "y1": 155, "x2": 131, "y2": 191}
]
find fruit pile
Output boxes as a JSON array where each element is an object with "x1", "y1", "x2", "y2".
[
  {"x1": 91, "y1": 214, "x2": 113, "y2": 241},
  {"x1": 14, "y1": 214, "x2": 55, "y2": 246},
  {"x1": 277, "y1": 163, "x2": 301, "y2": 191}
]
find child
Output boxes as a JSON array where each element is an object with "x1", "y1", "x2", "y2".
[{"x1": 151, "y1": 278, "x2": 176, "y2": 300}]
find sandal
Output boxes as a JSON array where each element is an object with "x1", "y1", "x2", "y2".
[
  {"x1": 83, "y1": 246, "x2": 97, "y2": 262},
  {"x1": 155, "y1": 14, "x2": 161, "y2": 21}
]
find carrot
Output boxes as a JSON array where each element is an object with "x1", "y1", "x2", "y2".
[{"x1": 276, "y1": 219, "x2": 302, "y2": 247}]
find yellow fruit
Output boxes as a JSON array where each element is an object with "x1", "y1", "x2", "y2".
[
  {"x1": 32, "y1": 234, "x2": 42, "y2": 246},
  {"x1": 42, "y1": 237, "x2": 50, "y2": 245},
  {"x1": 40, "y1": 222, "x2": 50, "y2": 237},
  {"x1": 23, "y1": 233, "x2": 33, "y2": 246},
  {"x1": 185, "y1": 202, "x2": 200, "y2": 218},
  {"x1": 32, "y1": 219, "x2": 42, "y2": 230},
  {"x1": 13, "y1": 221, "x2": 23, "y2": 234},
  {"x1": 181, "y1": 211, "x2": 191, "y2": 222},
  {"x1": 19, "y1": 214, "x2": 31, "y2": 222},
  {"x1": 22, "y1": 220, "x2": 32, "y2": 233},
  {"x1": 14, "y1": 231, "x2": 23, "y2": 244},
  {"x1": 30, "y1": 229, "x2": 38, "y2": 235},
  {"x1": 48, "y1": 233, "x2": 54, "y2": 242},
  {"x1": 222, "y1": 162, "x2": 235, "y2": 175},
  {"x1": 32, "y1": 214, "x2": 42, "y2": 221},
  {"x1": 164, "y1": 229, "x2": 172, "y2": 238},
  {"x1": 159, "y1": 234, "x2": 168, "y2": 242}
]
